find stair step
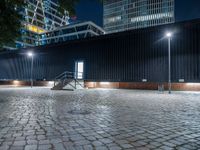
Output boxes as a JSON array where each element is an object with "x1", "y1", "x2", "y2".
[{"x1": 51, "y1": 80, "x2": 84, "y2": 90}]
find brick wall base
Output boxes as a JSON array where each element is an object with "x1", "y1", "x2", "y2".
[
  {"x1": 0, "y1": 81, "x2": 53, "y2": 87},
  {"x1": 85, "y1": 82, "x2": 200, "y2": 91}
]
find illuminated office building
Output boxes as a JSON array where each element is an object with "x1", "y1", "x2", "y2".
[
  {"x1": 16, "y1": 0, "x2": 69, "y2": 48},
  {"x1": 15, "y1": 0, "x2": 104, "y2": 49},
  {"x1": 104, "y1": 0, "x2": 175, "y2": 33}
]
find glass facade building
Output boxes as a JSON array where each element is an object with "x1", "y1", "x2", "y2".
[
  {"x1": 14, "y1": 0, "x2": 104, "y2": 49},
  {"x1": 104, "y1": 0, "x2": 175, "y2": 33},
  {"x1": 16, "y1": 0, "x2": 69, "y2": 48}
]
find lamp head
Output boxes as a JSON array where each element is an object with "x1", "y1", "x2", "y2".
[
  {"x1": 27, "y1": 52, "x2": 33, "y2": 57},
  {"x1": 166, "y1": 32, "x2": 172, "y2": 38}
]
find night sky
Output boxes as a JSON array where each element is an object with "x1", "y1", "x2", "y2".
[{"x1": 75, "y1": 0, "x2": 200, "y2": 27}]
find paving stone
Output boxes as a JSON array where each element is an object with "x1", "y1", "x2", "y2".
[
  {"x1": 83, "y1": 145, "x2": 93, "y2": 150},
  {"x1": 99, "y1": 138, "x2": 113, "y2": 144},
  {"x1": 53, "y1": 143, "x2": 65, "y2": 150},
  {"x1": 37, "y1": 135, "x2": 46, "y2": 140},
  {"x1": 38, "y1": 144, "x2": 51, "y2": 150},
  {"x1": 1, "y1": 141, "x2": 13, "y2": 146},
  {"x1": 38, "y1": 139, "x2": 50, "y2": 145},
  {"x1": 120, "y1": 143, "x2": 133, "y2": 149},
  {"x1": 92, "y1": 141, "x2": 103, "y2": 146},
  {"x1": 13, "y1": 140, "x2": 26, "y2": 146},
  {"x1": 95, "y1": 146, "x2": 108, "y2": 150},
  {"x1": 24, "y1": 145, "x2": 37, "y2": 150},
  {"x1": 86, "y1": 136, "x2": 96, "y2": 141},
  {"x1": 136, "y1": 147, "x2": 150, "y2": 150},
  {"x1": 26, "y1": 136, "x2": 37, "y2": 140},
  {"x1": 27, "y1": 140, "x2": 38, "y2": 145},
  {"x1": 50, "y1": 138, "x2": 62, "y2": 144},
  {"x1": 13, "y1": 133, "x2": 23, "y2": 137},
  {"x1": 10, "y1": 146, "x2": 24, "y2": 150},
  {"x1": 108, "y1": 146, "x2": 122, "y2": 150},
  {"x1": 74, "y1": 139, "x2": 90, "y2": 145},
  {"x1": 159, "y1": 145, "x2": 174, "y2": 150},
  {"x1": 0, "y1": 145, "x2": 9, "y2": 150},
  {"x1": 15, "y1": 136, "x2": 26, "y2": 141}
]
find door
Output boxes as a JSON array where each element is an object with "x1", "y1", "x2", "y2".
[{"x1": 75, "y1": 61, "x2": 84, "y2": 79}]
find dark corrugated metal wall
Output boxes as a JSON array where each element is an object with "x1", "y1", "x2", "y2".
[{"x1": 0, "y1": 20, "x2": 200, "y2": 82}]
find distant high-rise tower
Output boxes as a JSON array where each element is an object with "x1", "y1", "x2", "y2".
[{"x1": 103, "y1": 0, "x2": 175, "y2": 33}]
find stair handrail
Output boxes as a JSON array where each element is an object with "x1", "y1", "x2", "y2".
[
  {"x1": 55, "y1": 71, "x2": 84, "y2": 80},
  {"x1": 53, "y1": 70, "x2": 84, "y2": 88},
  {"x1": 54, "y1": 71, "x2": 74, "y2": 87},
  {"x1": 55, "y1": 71, "x2": 74, "y2": 80}
]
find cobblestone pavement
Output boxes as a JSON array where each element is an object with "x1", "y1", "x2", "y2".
[{"x1": 0, "y1": 87, "x2": 200, "y2": 150}]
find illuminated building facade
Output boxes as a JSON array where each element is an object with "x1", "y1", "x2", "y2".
[
  {"x1": 15, "y1": 0, "x2": 104, "y2": 49},
  {"x1": 103, "y1": 0, "x2": 175, "y2": 33},
  {"x1": 16, "y1": 0, "x2": 69, "y2": 48}
]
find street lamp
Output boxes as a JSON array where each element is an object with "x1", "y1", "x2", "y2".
[
  {"x1": 166, "y1": 32, "x2": 172, "y2": 94},
  {"x1": 27, "y1": 51, "x2": 34, "y2": 88}
]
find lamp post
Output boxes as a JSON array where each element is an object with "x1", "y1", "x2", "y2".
[
  {"x1": 166, "y1": 32, "x2": 172, "y2": 94},
  {"x1": 27, "y1": 52, "x2": 34, "y2": 88}
]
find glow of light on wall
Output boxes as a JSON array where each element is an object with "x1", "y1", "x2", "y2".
[
  {"x1": 13, "y1": 80, "x2": 20, "y2": 86},
  {"x1": 26, "y1": 24, "x2": 46, "y2": 34},
  {"x1": 142, "y1": 79, "x2": 147, "y2": 82},
  {"x1": 89, "y1": 82, "x2": 95, "y2": 84},
  {"x1": 100, "y1": 82, "x2": 110, "y2": 85},
  {"x1": 186, "y1": 83, "x2": 200, "y2": 86},
  {"x1": 48, "y1": 81, "x2": 54, "y2": 86}
]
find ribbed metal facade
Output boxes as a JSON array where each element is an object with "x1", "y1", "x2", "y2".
[{"x1": 0, "y1": 19, "x2": 200, "y2": 83}]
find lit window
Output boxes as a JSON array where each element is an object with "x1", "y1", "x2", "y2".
[
  {"x1": 107, "y1": 16, "x2": 122, "y2": 23},
  {"x1": 26, "y1": 24, "x2": 46, "y2": 34}
]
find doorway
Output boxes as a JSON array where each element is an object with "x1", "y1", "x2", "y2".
[{"x1": 75, "y1": 61, "x2": 84, "y2": 79}]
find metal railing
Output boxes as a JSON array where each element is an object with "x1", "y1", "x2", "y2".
[{"x1": 53, "y1": 71, "x2": 84, "y2": 90}]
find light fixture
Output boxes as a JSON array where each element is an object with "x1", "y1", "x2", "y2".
[
  {"x1": 27, "y1": 51, "x2": 34, "y2": 88},
  {"x1": 100, "y1": 82, "x2": 110, "y2": 85},
  {"x1": 166, "y1": 32, "x2": 172, "y2": 38},
  {"x1": 186, "y1": 83, "x2": 200, "y2": 86},
  {"x1": 48, "y1": 81, "x2": 54, "y2": 86},
  {"x1": 165, "y1": 31, "x2": 173, "y2": 94},
  {"x1": 13, "y1": 80, "x2": 20, "y2": 86},
  {"x1": 142, "y1": 79, "x2": 147, "y2": 82},
  {"x1": 27, "y1": 51, "x2": 33, "y2": 57}
]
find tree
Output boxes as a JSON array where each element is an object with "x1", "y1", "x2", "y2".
[
  {"x1": 57, "y1": 0, "x2": 79, "y2": 16},
  {"x1": 0, "y1": 0, "x2": 25, "y2": 48}
]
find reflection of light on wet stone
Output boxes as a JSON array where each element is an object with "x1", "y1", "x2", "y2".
[{"x1": 97, "y1": 105, "x2": 111, "y2": 114}]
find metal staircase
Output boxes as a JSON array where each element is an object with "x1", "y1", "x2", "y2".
[{"x1": 51, "y1": 71, "x2": 84, "y2": 90}]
